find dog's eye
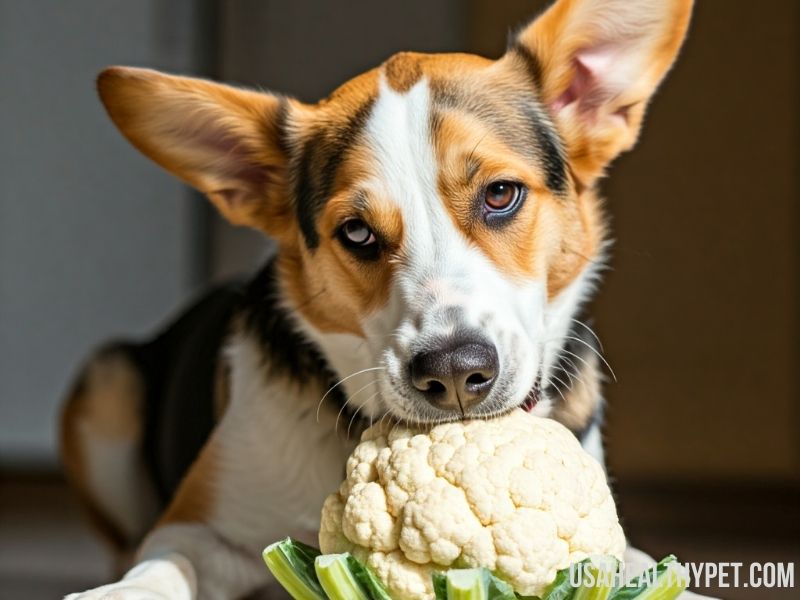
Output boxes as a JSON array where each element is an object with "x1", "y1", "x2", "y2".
[
  {"x1": 338, "y1": 219, "x2": 377, "y2": 249},
  {"x1": 483, "y1": 181, "x2": 522, "y2": 211},
  {"x1": 482, "y1": 181, "x2": 527, "y2": 227}
]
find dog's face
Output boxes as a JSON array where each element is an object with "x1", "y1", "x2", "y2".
[
  {"x1": 98, "y1": 0, "x2": 692, "y2": 424},
  {"x1": 277, "y1": 54, "x2": 606, "y2": 424}
]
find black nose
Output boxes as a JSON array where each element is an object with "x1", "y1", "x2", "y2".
[{"x1": 409, "y1": 333, "x2": 498, "y2": 413}]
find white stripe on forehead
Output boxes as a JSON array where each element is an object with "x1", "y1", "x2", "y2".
[
  {"x1": 365, "y1": 77, "x2": 437, "y2": 201},
  {"x1": 364, "y1": 77, "x2": 466, "y2": 287}
]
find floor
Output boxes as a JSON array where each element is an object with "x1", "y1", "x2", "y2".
[
  {"x1": 1, "y1": 476, "x2": 797, "y2": 599},
  {"x1": 0, "y1": 477, "x2": 112, "y2": 598}
]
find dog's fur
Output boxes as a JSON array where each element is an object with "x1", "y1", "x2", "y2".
[{"x1": 61, "y1": 1, "x2": 694, "y2": 598}]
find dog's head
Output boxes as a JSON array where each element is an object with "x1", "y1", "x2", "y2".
[{"x1": 98, "y1": 0, "x2": 692, "y2": 424}]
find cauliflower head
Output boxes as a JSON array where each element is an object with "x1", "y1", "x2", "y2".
[{"x1": 319, "y1": 409, "x2": 625, "y2": 600}]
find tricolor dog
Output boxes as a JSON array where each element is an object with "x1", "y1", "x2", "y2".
[{"x1": 61, "y1": 0, "x2": 694, "y2": 598}]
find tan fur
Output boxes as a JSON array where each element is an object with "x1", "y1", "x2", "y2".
[
  {"x1": 430, "y1": 84, "x2": 604, "y2": 296},
  {"x1": 283, "y1": 195, "x2": 404, "y2": 337},
  {"x1": 78, "y1": 354, "x2": 145, "y2": 439},
  {"x1": 61, "y1": 382, "x2": 129, "y2": 553},
  {"x1": 157, "y1": 443, "x2": 219, "y2": 526},
  {"x1": 97, "y1": 67, "x2": 296, "y2": 234},
  {"x1": 60, "y1": 350, "x2": 148, "y2": 553},
  {"x1": 434, "y1": 110, "x2": 539, "y2": 274},
  {"x1": 278, "y1": 46, "x2": 607, "y2": 325},
  {"x1": 384, "y1": 52, "x2": 424, "y2": 93},
  {"x1": 383, "y1": 51, "x2": 492, "y2": 92},
  {"x1": 545, "y1": 188, "x2": 606, "y2": 299}
]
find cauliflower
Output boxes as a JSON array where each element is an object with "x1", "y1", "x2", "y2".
[{"x1": 319, "y1": 409, "x2": 625, "y2": 600}]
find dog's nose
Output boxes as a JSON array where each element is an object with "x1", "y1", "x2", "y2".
[{"x1": 409, "y1": 333, "x2": 498, "y2": 413}]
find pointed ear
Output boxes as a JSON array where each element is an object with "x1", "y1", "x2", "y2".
[
  {"x1": 97, "y1": 67, "x2": 289, "y2": 230},
  {"x1": 512, "y1": 0, "x2": 693, "y2": 185}
]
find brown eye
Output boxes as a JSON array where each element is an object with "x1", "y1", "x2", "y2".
[
  {"x1": 338, "y1": 219, "x2": 377, "y2": 248},
  {"x1": 484, "y1": 181, "x2": 521, "y2": 211}
]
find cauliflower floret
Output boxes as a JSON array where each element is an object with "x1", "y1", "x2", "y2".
[{"x1": 319, "y1": 409, "x2": 626, "y2": 600}]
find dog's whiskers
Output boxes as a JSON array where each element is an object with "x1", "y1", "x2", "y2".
[
  {"x1": 334, "y1": 379, "x2": 381, "y2": 436},
  {"x1": 347, "y1": 390, "x2": 381, "y2": 440},
  {"x1": 345, "y1": 404, "x2": 364, "y2": 439},
  {"x1": 554, "y1": 355, "x2": 585, "y2": 387},
  {"x1": 570, "y1": 318, "x2": 604, "y2": 351},
  {"x1": 556, "y1": 363, "x2": 588, "y2": 389},
  {"x1": 542, "y1": 333, "x2": 616, "y2": 384},
  {"x1": 558, "y1": 347, "x2": 599, "y2": 379},
  {"x1": 545, "y1": 373, "x2": 570, "y2": 404},
  {"x1": 348, "y1": 389, "x2": 384, "y2": 439},
  {"x1": 376, "y1": 409, "x2": 395, "y2": 433},
  {"x1": 550, "y1": 363, "x2": 575, "y2": 389},
  {"x1": 561, "y1": 335, "x2": 617, "y2": 382},
  {"x1": 316, "y1": 366, "x2": 385, "y2": 423}
]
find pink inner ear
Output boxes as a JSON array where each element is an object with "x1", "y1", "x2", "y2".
[
  {"x1": 551, "y1": 45, "x2": 619, "y2": 116},
  {"x1": 190, "y1": 124, "x2": 270, "y2": 197}
]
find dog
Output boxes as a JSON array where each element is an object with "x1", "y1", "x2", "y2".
[{"x1": 61, "y1": 0, "x2": 696, "y2": 597}]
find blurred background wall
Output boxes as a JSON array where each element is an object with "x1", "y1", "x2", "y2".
[
  {"x1": 1, "y1": 0, "x2": 798, "y2": 498},
  {"x1": 465, "y1": 0, "x2": 799, "y2": 485},
  {"x1": 0, "y1": 1, "x2": 797, "y2": 597},
  {"x1": 0, "y1": 0, "x2": 212, "y2": 469}
]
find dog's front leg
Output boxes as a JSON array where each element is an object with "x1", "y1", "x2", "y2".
[
  {"x1": 66, "y1": 334, "x2": 352, "y2": 599},
  {"x1": 64, "y1": 551, "x2": 196, "y2": 600},
  {"x1": 65, "y1": 522, "x2": 270, "y2": 600},
  {"x1": 64, "y1": 433, "x2": 273, "y2": 600}
]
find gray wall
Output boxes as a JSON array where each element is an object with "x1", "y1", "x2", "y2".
[{"x1": 0, "y1": 0, "x2": 208, "y2": 468}]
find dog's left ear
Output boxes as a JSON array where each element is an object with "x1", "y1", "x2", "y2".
[
  {"x1": 511, "y1": 0, "x2": 693, "y2": 186},
  {"x1": 97, "y1": 67, "x2": 293, "y2": 232}
]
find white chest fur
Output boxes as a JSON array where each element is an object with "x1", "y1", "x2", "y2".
[{"x1": 205, "y1": 332, "x2": 355, "y2": 549}]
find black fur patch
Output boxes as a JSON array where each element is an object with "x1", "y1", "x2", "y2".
[
  {"x1": 509, "y1": 42, "x2": 544, "y2": 89},
  {"x1": 133, "y1": 286, "x2": 244, "y2": 503},
  {"x1": 294, "y1": 99, "x2": 375, "y2": 248},
  {"x1": 131, "y1": 259, "x2": 350, "y2": 503},
  {"x1": 508, "y1": 44, "x2": 569, "y2": 194},
  {"x1": 273, "y1": 97, "x2": 292, "y2": 156},
  {"x1": 241, "y1": 258, "x2": 343, "y2": 392},
  {"x1": 431, "y1": 82, "x2": 567, "y2": 194},
  {"x1": 511, "y1": 109, "x2": 565, "y2": 194}
]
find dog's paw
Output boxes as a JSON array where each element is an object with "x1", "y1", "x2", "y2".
[
  {"x1": 64, "y1": 583, "x2": 170, "y2": 600},
  {"x1": 65, "y1": 554, "x2": 195, "y2": 600}
]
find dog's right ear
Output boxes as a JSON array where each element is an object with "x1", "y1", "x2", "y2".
[
  {"x1": 511, "y1": 0, "x2": 693, "y2": 187},
  {"x1": 98, "y1": 67, "x2": 291, "y2": 232}
]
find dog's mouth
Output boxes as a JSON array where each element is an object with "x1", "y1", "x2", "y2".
[{"x1": 519, "y1": 376, "x2": 542, "y2": 412}]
